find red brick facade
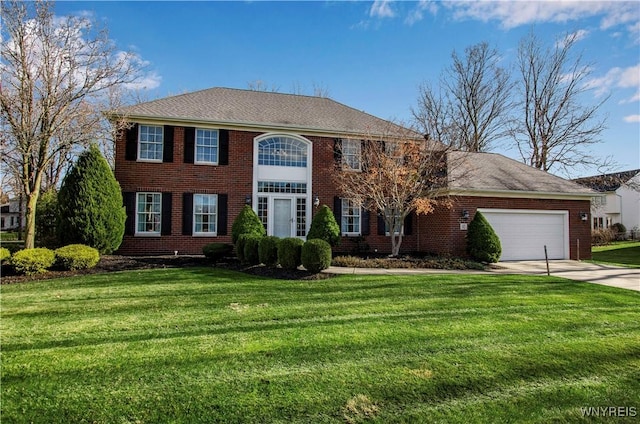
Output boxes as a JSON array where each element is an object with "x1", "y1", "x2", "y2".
[{"x1": 115, "y1": 124, "x2": 590, "y2": 260}]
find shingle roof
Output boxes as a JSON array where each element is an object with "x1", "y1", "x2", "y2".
[
  {"x1": 448, "y1": 151, "x2": 594, "y2": 196},
  {"x1": 115, "y1": 87, "x2": 415, "y2": 138},
  {"x1": 572, "y1": 169, "x2": 640, "y2": 192}
]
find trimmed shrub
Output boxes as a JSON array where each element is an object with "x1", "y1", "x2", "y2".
[
  {"x1": 231, "y1": 205, "x2": 266, "y2": 244},
  {"x1": 259, "y1": 236, "x2": 280, "y2": 267},
  {"x1": 243, "y1": 235, "x2": 262, "y2": 265},
  {"x1": 278, "y1": 237, "x2": 304, "y2": 270},
  {"x1": 307, "y1": 205, "x2": 341, "y2": 246},
  {"x1": 55, "y1": 244, "x2": 100, "y2": 270},
  {"x1": 466, "y1": 211, "x2": 502, "y2": 263},
  {"x1": 202, "y1": 243, "x2": 233, "y2": 264},
  {"x1": 236, "y1": 234, "x2": 248, "y2": 262},
  {"x1": 11, "y1": 248, "x2": 55, "y2": 275},
  {"x1": 57, "y1": 145, "x2": 126, "y2": 254},
  {"x1": 301, "y1": 239, "x2": 332, "y2": 273},
  {"x1": 0, "y1": 247, "x2": 10, "y2": 263}
]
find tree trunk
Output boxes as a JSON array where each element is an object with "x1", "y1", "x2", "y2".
[{"x1": 23, "y1": 189, "x2": 39, "y2": 249}]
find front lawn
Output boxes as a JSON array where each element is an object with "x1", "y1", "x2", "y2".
[
  {"x1": 2, "y1": 268, "x2": 639, "y2": 423},
  {"x1": 591, "y1": 241, "x2": 640, "y2": 268}
]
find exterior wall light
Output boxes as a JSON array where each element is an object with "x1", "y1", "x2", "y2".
[
  {"x1": 245, "y1": 195, "x2": 252, "y2": 205},
  {"x1": 580, "y1": 212, "x2": 588, "y2": 221},
  {"x1": 461, "y1": 210, "x2": 470, "y2": 221},
  {"x1": 313, "y1": 194, "x2": 320, "y2": 208}
]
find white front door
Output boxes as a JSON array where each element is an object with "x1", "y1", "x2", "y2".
[{"x1": 273, "y1": 198, "x2": 293, "y2": 238}]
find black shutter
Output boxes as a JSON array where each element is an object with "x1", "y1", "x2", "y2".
[
  {"x1": 334, "y1": 139, "x2": 342, "y2": 163},
  {"x1": 163, "y1": 125, "x2": 174, "y2": 163},
  {"x1": 182, "y1": 193, "x2": 193, "y2": 236},
  {"x1": 333, "y1": 196, "x2": 342, "y2": 233},
  {"x1": 125, "y1": 124, "x2": 138, "y2": 161},
  {"x1": 123, "y1": 192, "x2": 136, "y2": 235},
  {"x1": 184, "y1": 127, "x2": 195, "y2": 164},
  {"x1": 161, "y1": 192, "x2": 172, "y2": 236},
  {"x1": 361, "y1": 208, "x2": 370, "y2": 236},
  {"x1": 219, "y1": 129, "x2": 229, "y2": 165},
  {"x1": 404, "y1": 213, "x2": 413, "y2": 236},
  {"x1": 377, "y1": 213, "x2": 386, "y2": 236},
  {"x1": 217, "y1": 194, "x2": 228, "y2": 235}
]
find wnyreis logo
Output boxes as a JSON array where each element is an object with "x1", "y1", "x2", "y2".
[{"x1": 580, "y1": 406, "x2": 637, "y2": 417}]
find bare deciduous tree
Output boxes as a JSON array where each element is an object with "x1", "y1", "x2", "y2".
[
  {"x1": 0, "y1": 0, "x2": 144, "y2": 248},
  {"x1": 413, "y1": 42, "x2": 513, "y2": 152},
  {"x1": 333, "y1": 124, "x2": 462, "y2": 256},
  {"x1": 513, "y1": 31, "x2": 608, "y2": 175}
]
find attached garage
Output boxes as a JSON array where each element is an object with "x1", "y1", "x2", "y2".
[{"x1": 478, "y1": 209, "x2": 569, "y2": 261}]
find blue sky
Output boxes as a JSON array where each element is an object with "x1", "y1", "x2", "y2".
[{"x1": 56, "y1": 0, "x2": 640, "y2": 178}]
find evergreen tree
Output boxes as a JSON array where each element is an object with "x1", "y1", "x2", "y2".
[
  {"x1": 466, "y1": 211, "x2": 502, "y2": 263},
  {"x1": 307, "y1": 205, "x2": 341, "y2": 246},
  {"x1": 57, "y1": 145, "x2": 126, "y2": 253},
  {"x1": 231, "y1": 205, "x2": 266, "y2": 244}
]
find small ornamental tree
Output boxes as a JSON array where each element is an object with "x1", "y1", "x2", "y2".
[
  {"x1": 57, "y1": 145, "x2": 126, "y2": 254},
  {"x1": 231, "y1": 205, "x2": 266, "y2": 244},
  {"x1": 467, "y1": 211, "x2": 502, "y2": 263},
  {"x1": 307, "y1": 205, "x2": 341, "y2": 246}
]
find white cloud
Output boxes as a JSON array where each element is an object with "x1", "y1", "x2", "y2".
[
  {"x1": 405, "y1": 0, "x2": 438, "y2": 26},
  {"x1": 369, "y1": 1, "x2": 395, "y2": 19},
  {"x1": 444, "y1": 1, "x2": 639, "y2": 33},
  {"x1": 585, "y1": 64, "x2": 640, "y2": 103},
  {"x1": 623, "y1": 115, "x2": 640, "y2": 123},
  {"x1": 556, "y1": 29, "x2": 590, "y2": 48}
]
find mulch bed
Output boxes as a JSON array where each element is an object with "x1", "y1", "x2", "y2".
[{"x1": 1, "y1": 255, "x2": 334, "y2": 284}]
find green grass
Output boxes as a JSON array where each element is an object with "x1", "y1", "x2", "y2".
[
  {"x1": 591, "y1": 241, "x2": 640, "y2": 268},
  {"x1": 2, "y1": 268, "x2": 639, "y2": 423}
]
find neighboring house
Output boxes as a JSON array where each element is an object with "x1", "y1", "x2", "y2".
[
  {"x1": 0, "y1": 198, "x2": 24, "y2": 231},
  {"x1": 112, "y1": 87, "x2": 593, "y2": 260},
  {"x1": 573, "y1": 170, "x2": 640, "y2": 236}
]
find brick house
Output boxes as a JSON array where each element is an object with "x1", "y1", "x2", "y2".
[{"x1": 113, "y1": 87, "x2": 593, "y2": 260}]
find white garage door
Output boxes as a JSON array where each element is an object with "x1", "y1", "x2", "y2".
[{"x1": 478, "y1": 209, "x2": 569, "y2": 261}]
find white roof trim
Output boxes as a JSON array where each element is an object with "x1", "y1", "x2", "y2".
[{"x1": 447, "y1": 188, "x2": 594, "y2": 200}]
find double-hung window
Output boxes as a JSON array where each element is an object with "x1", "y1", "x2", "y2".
[
  {"x1": 136, "y1": 192, "x2": 161, "y2": 234},
  {"x1": 194, "y1": 194, "x2": 218, "y2": 235},
  {"x1": 138, "y1": 125, "x2": 163, "y2": 161},
  {"x1": 195, "y1": 129, "x2": 219, "y2": 164},
  {"x1": 384, "y1": 208, "x2": 403, "y2": 235},
  {"x1": 342, "y1": 139, "x2": 361, "y2": 171},
  {"x1": 341, "y1": 199, "x2": 361, "y2": 235}
]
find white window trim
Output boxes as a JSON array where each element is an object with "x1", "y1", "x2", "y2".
[
  {"x1": 138, "y1": 125, "x2": 164, "y2": 163},
  {"x1": 193, "y1": 194, "x2": 218, "y2": 236},
  {"x1": 194, "y1": 128, "x2": 219, "y2": 166},
  {"x1": 135, "y1": 192, "x2": 162, "y2": 236},
  {"x1": 341, "y1": 198, "x2": 361, "y2": 236},
  {"x1": 342, "y1": 138, "x2": 361, "y2": 171}
]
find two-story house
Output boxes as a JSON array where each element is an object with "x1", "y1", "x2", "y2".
[{"x1": 112, "y1": 87, "x2": 593, "y2": 260}]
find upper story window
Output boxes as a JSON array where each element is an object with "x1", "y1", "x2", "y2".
[
  {"x1": 138, "y1": 125, "x2": 163, "y2": 161},
  {"x1": 258, "y1": 136, "x2": 307, "y2": 167},
  {"x1": 196, "y1": 129, "x2": 219, "y2": 164},
  {"x1": 342, "y1": 139, "x2": 361, "y2": 171}
]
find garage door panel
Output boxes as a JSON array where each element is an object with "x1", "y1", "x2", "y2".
[{"x1": 480, "y1": 210, "x2": 568, "y2": 261}]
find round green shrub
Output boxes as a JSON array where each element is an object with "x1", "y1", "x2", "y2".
[
  {"x1": 11, "y1": 248, "x2": 55, "y2": 275},
  {"x1": 231, "y1": 205, "x2": 266, "y2": 244},
  {"x1": 278, "y1": 237, "x2": 304, "y2": 270},
  {"x1": 57, "y1": 145, "x2": 126, "y2": 254},
  {"x1": 243, "y1": 235, "x2": 263, "y2": 265},
  {"x1": 202, "y1": 243, "x2": 233, "y2": 263},
  {"x1": 0, "y1": 247, "x2": 11, "y2": 263},
  {"x1": 54, "y1": 244, "x2": 100, "y2": 270},
  {"x1": 301, "y1": 239, "x2": 332, "y2": 273},
  {"x1": 258, "y1": 236, "x2": 280, "y2": 266},
  {"x1": 611, "y1": 222, "x2": 626, "y2": 234},
  {"x1": 466, "y1": 211, "x2": 502, "y2": 263},
  {"x1": 307, "y1": 205, "x2": 341, "y2": 246}
]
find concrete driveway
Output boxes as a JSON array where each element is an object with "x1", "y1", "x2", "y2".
[{"x1": 494, "y1": 260, "x2": 640, "y2": 292}]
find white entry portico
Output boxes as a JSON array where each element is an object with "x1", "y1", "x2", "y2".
[{"x1": 253, "y1": 134, "x2": 313, "y2": 238}]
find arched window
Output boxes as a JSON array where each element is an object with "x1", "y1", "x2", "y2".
[{"x1": 258, "y1": 136, "x2": 308, "y2": 167}]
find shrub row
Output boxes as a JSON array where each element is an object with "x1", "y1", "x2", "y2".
[{"x1": 5, "y1": 244, "x2": 100, "y2": 276}]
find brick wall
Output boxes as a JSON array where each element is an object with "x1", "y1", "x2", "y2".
[
  {"x1": 115, "y1": 124, "x2": 588, "y2": 259},
  {"x1": 417, "y1": 196, "x2": 592, "y2": 260}
]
